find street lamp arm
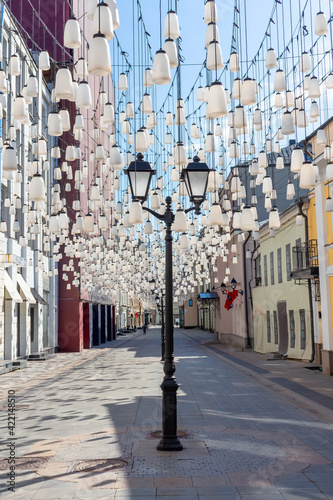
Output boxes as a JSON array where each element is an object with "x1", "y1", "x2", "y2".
[
  {"x1": 142, "y1": 206, "x2": 166, "y2": 222},
  {"x1": 185, "y1": 201, "x2": 202, "y2": 216}
]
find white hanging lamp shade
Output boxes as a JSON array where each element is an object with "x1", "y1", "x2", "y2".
[
  {"x1": 310, "y1": 101, "x2": 320, "y2": 122},
  {"x1": 300, "y1": 51, "x2": 311, "y2": 73},
  {"x1": 75, "y1": 113, "x2": 85, "y2": 130},
  {"x1": 197, "y1": 86, "x2": 205, "y2": 101},
  {"x1": 299, "y1": 161, "x2": 316, "y2": 190},
  {"x1": 276, "y1": 156, "x2": 284, "y2": 170},
  {"x1": 109, "y1": 144, "x2": 122, "y2": 165},
  {"x1": 179, "y1": 233, "x2": 190, "y2": 250},
  {"x1": 93, "y1": 2, "x2": 114, "y2": 41},
  {"x1": 229, "y1": 141, "x2": 239, "y2": 159},
  {"x1": 135, "y1": 129, "x2": 148, "y2": 152},
  {"x1": 296, "y1": 108, "x2": 308, "y2": 128},
  {"x1": 144, "y1": 67, "x2": 154, "y2": 87},
  {"x1": 163, "y1": 38, "x2": 178, "y2": 69},
  {"x1": 125, "y1": 101, "x2": 134, "y2": 118},
  {"x1": 274, "y1": 69, "x2": 286, "y2": 92},
  {"x1": 240, "y1": 206, "x2": 255, "y2": 231},
  {"x1": 174, "y1": 141, "x2": 187, "y2": 165},
  {"x1": 206, "y1": 81, "x2": 228, "y2": 119},
  {"x1": 232, "y1": 78, "x2": 242, "y2": 100},
  {"x1": 205, "y1": 133, "x2": 216, "y2": 153},
  {"x1": 325, "y1": 197, "x2": 333, "y2": 212},
  {"x1": 285, "y1": 90, "x2": 294, "y2": 108},
  {"x1": 84, "y1": 213, "x2": 94, "y2": 233},
  {"x1": 141, "y1": 93, "x2": 153, "y2": 114},
  {"x1": 55, "y1": 67, "x2": 73, "y2": 100},
  {"x1": 49, "y1": 214, "x2": 59, "y2": 234},
  {"x1": 90, "y1": 183, "x2": 100, "y2": 202},
  {"x1": 152, "y1": 49, "x2": 171, "y2": 85},
  {"x1": 59, "y1": 108, "x2": 71, "y2": 131},
  {"x1": 13, "y1": 95, "x2": 27, "y2": 121},
  {"x1": 77, "y1": 57, "x2": 88, "y2": 79},
  {"x1": 207, "y1": 203, "x2": 223, "y2": 226},
  {"x1": 206, "y1": 40, "x2": 223, "y2": 70},
  {"x1": 269, "y1": 207, "x2": 280, "y2": 229},
  {"x1": 241, "y1": 78, "x2": 256, "y2": 106},
  {"x1": 274, "y1": 92, "x2": 283, "y2": 109},
  {"x1": 327, "y1": 74, "x2": 333, "y2": 89},
  {"x1": 204, "y1": 0, "x2": 218, "y2": 24},
  {"x1": 205, "y1": 22, "x2": 219, "y2": 48},
  {"x1": 104, "y1": 102, "x2": 115, "y2": 123},
  {"x1": 48, "y1": 111, "x2": 63, "y2": 136},
  {"x1": 29, "y1": 173, "x2": 45, "y2": 202},
  {"x1": 266, "y1": 48, "x2": 277, "y2": 69},
  {"x1": 2, "y1": 145, "x2": 17, "y2": 171},
  {"x1": 308, "y1": 77, "x2": 321, "y2": 99},
  {"x1": 164, "y1": 10, "x2": 180, "y2": 39},
  {"x1": 165, "y1": 111, "x2": 173, "y2": 126},
  {"x1": 234, "y1": 105, "x2": 247, "y2": 129},
  {"x1": 37, "y1": 138, "x2": 47, "y2": 159},
  {"x1": 64, "y1": 16, "x2": 81, "y2": 48},
  {"x1": 229, "y1": 51, "x2": 240, "y2": 72},
  {"x1": 39, "y1": 50, "x2": 50, "y2": 71},
  {"x1": 315, "y1": 11, "x2": 328, "y2": 36},
  {"x1": 172, "y1": 209, "x2": 187, "y2": 232},
  {"x1": 88, "y1": 33, "x2": 111, "y2": 76},
  {"x1": 286, "y1": 181, "x2": 295, "y2": 199},
  {"x1": 8, "y1": 54, "x2": 21, "y2": 76},
  {"x1": 26, "y1": 75, "x2": 38, "y2": 97},
  {"x1": 129, "y1": 201, "x2": 143, "y2": 224},
  {"x1": 106, "y1": 0, "x2": 120, "y2": 30},
  {"x1": 76, "y1": 81, "x2": 92, "y2": 109},
  {"x1": 175, "y1": 105, "x2": 186, "y2": 125},
  {"x1": 291, "y1": 147, "x2": 304, "y2": 172},
  {"x1": 281, "y1": 110, "x2": 295, "y2": 136},
  {"x1": 95, "y1": 144, "x2": 105, "y2": 161},
  {"x1": 119, "y1": 72, "x2": 128, "y2": 91},
  {"x1": 316, "y1": 129, "x2": 327, "y2": 145},
  {"x1": 262, "y1": 175, "x2": 273, "y2": 194},
  {"x1": 0, "y1": 69, "x2": 7, "y2": 93},
  {"x1": 253, "y1": 108, "x2": 262, "y2": 126}
]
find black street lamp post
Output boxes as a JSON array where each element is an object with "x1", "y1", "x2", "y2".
[
  {"x1": 155, "y1": 294, "x2": 165, "y2": 361},
  {"x1": 125, "y1": 154, "x2": 210, "y2": 452}
]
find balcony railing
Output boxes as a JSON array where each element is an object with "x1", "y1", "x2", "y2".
[{"x1": 291, "y1": 239, "x2": 319, "y2": 280}]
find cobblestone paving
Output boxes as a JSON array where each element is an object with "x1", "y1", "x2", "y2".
[{"x1": 0, "y1": 328, "x2": 333, "y2": 499}]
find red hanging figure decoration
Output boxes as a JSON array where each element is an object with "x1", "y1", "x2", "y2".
[{"x1": 224, "y1": 290, "x2": 239, "y2": 310}]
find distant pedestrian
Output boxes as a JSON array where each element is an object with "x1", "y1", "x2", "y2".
[{"x1": 142, "y1": 324, "x2": 147, "y2": 334}]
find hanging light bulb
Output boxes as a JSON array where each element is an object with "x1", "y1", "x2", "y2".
[
  {"x1": 269, "y1": 207, "x2": 280, "y2": 229},
  {"x1": 92, "y1": 2, "x2": 114, "y2": 41},
  {"x1": 39, "y1": 50, "x2": 50, "y2": 71},
  {"x1": 76, "y1": 81, "x2": 92, "y2": 109},
  {"x1": 241, "y1": 78, "x2": 256, "y2": 106},
  {"x1": 29, "y1": 173, "x2": 45, "y2": 202},
  {"x1": 206, "y1": 81, "x2": 228, "y2": 119},
  {"x1": 205, "y1": 22, "x2": 220, "y2": 48},
  {"x1": 164, "y1": 10, "x2": 180, "y2": 39},
  {"x1": 299, "y1": 161, "x2": 316, "y2": 190},
  {"x1": 55, "y1": 67, "x2": 73, "y2": 100},
  {"x1": 206, "y1": 40, "x2": 223, "y2": 70},
  {"x1": 26, "y1": 75, "x2": 38, "y2": 97},
  {"x1": 64, "y1": 15, "x2": 81, "y2": 48},
  {"x1": 204, "y1": 0, "x2": 218, "y2": 24},
  {"x1": 8, "y1": 54, "x2": 21, "y2": 76},
  {"x1": 266, "y1": 48, "x2": 277, "y2": 69},
  {"x1": 315, "y1": 11, "x2": 328, "y2": 36},
  {"x1": 274, "y1": 69, "x2": 286, "y2": 92},
  {"x1": 88, "y1": 33, "x2": 111, "y2": 76},
  {"x1": 152, "y1": 50, "x2": 171, "y2": 85},
  {"x1": 163, "y1": 38, "x2": 178, "y2": 69},
  {"x1": 47, "y1": 111, "x2": 63, "y2": 136}
]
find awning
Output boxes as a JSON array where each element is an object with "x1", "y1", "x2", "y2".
[
  {"x1": 198, "y1": 292, "x2": 219, "y2": 300},
  {"x1": 17, "y1": 273, "x2": 36, "y2": 303},
  {"x1": 30, "y1": 288, "x2": 47, "y2": 305},
  {"x1": 4, "y1": 271, "x2": 23, "y2": 303}
]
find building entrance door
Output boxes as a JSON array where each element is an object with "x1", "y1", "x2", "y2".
[{"x1": 277, "y1": 301, "x2": 288, "y2": 355}]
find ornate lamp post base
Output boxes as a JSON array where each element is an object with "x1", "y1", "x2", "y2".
[{"x1": 157, "y1": 376, "x2": 183, "y2": 451}]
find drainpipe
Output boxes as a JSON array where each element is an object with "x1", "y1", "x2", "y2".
[
  {"x1": 297, "y1": 198, "x2": 315, "y2": 363},
  {"x1": 243, "y1": 232, "x2": 252, "y2": 348}
]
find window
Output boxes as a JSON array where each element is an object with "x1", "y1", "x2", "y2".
[
  {"x1": 266, "y1": 311, "x2": 271, "y2": 343},
  {"x1": 300, "y1": 309, "x2": 306, "y2": 350},
  {"x1": 273, "y1": 311, "x2": 278, "y2": 344},
  {"x1": 289, "y1": 310, "x2": 295, "y2": 348},
  {"x1": 270, "y1": 251, "x2": 274, "y2": 285},
  {"x1": 264, "y1": 255, "x2": 268, "y2": 286},
  {"x1": 255, "y1": 256, "x2": 262, "y2": 286},
  {"x1": 286, "y1": 244, "x2": 291, "y2": 281},
  {"x1": 277, "y1": 248, "x2": 282, "y2": 283}
]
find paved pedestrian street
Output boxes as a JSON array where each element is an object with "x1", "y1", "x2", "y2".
[{"x1": 1, "y1": 328, "x2": 333, "y2": 500}]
